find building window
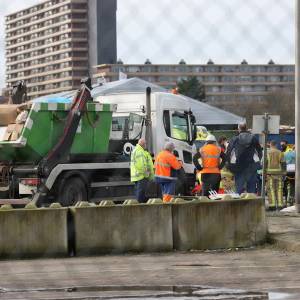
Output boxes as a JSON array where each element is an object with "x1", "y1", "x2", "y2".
[
  {"x1": 268, "y1": 76, "x2": 280, "y2": 82},
  {"x1": 127, "y1": 66, "x2": 140, "y2": 73},
  {"x1": 253, "y1": 86, "x2": 266, "y2": 92},
  {"x1": 222, "y1": 66, "x2": 236, "y2": 72},
  {"x1": 205, "y1": 66, "x2": 219, "y2": 72},
  {"x1": 239, "y1": 76, "x2": 252, "y2": 82},
  {"x1": 254, "y1": 76, "x2": 266, "y2": 82},
  {"x1": 175, "y1": 65, "x2": 189, "y2": 72},
  {"x1": 282, "y1": 66, "x2": 294, "y2": 72},
  {"x1": 206, "y1": 86, "x2": 220, "y2": 92},
  {"x1": 158, "y1": 76, "x2": 173, "y2": 82},
  {"x1": 193, "y1": 66, "x2": 204, "y2": 72},
  {"x1": 268, "y1": 86, "x2": 280, "y2": 92},
  {"x1": 205, "y1": 76, "x2": 218, "y2": 82},
  {"x1": 239, "y1": 65, "x2": 251, "y2": 72},
  {"x1": 222, "y1": 76, "x2": 236, "y2": 82},
  {"x1": 240, "y1": 86, "x2": 253, "y2": 92},
  {"x1": 222, "y1": 86, "x2": 237, "y2": 92},
  {"x1": 177, "y1": 76, "x2": 188, "y2": 81},
  {"x1": 267, "y1": 66, "x2": 280, "y2": 72},
  {"x1": 158, "y1": 66, "x2": 173, "y2": 72},
  {"x1": 141, "y1": 66, "x2": 153, "y2": 72}
]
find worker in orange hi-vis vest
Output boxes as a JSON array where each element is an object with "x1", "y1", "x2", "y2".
[
  {"x1": 193, "y1": 135, "x2": 226, "y2": 197},
  {"x1": 154, "y1": 142, "x2": 182, "y2": 202}
]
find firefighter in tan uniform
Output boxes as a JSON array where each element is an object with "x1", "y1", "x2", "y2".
[{"x1": 267, "y1": 140, "x2": 286, "y2": 209}]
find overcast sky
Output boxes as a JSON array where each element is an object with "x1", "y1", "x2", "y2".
[{"x1": 0, "y1": 0, "x2": 295, "y2": 89}]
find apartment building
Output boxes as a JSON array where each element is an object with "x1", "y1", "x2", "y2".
[
  {"x1": 5, "y1": 0, "x2": 117, "y2": 99},
  {"x1": 94, "y1": 60, "x2": 295, "y2": 102}
]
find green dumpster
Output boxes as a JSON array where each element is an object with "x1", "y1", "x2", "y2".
[{"x1": 0, "y1": 102, "x2": 116, "y2": 163}]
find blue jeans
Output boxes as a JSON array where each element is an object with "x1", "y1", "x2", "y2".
[
  {"x1": 134, "y1": 178, "x2": 149, "y2": 203},
  {"x1": 235, "y1": 165, "x2": 258, "y2": 194},
  {"x1": 155, "y1": 177, "x2": 176, "y2": 196}
]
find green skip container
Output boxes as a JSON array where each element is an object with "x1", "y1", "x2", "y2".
[{"x1": 0, "y1": 101, "x2": 117, "y2": 163}]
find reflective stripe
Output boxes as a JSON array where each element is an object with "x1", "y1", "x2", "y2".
[
  {"x1": 267, "y1": 175, "x2": 284, "y2": 207},
  {"x1": 154, "y1": 161, "x2": 171, "y2": 168},
  {"x1": 154, "y1": 150, "x2": 181, "y2": 178},
  {"x1": 201, "y1": 154, "x2": 220, "y2": 159},
  {"x1": 130, "y1": 145, "x2": 154, "y2": 182},
  {"x1": 200, "y1": 147, "x2": 221, "y2": 157},
  {"x1": 200, "y1": 144, "x2": 221, "y2": 174},
  {"x1": 133, "y1": 153, "x2": 145, "y2": 159}
]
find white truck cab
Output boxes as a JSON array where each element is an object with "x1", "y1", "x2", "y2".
[{"x1": 93, "y1": 91, "x2": 197, "y2": 192}]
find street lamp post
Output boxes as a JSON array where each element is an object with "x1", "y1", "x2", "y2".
[{"x1": 296, "y1": 0, "x2": 300, "y2": 212}]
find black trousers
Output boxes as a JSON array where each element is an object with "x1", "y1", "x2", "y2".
[
  {"x1": 201, "y1": 173, "x2": 221, "y2": 196},
  {"x1": 134, "y1": 178, "x2": 149, "y2": 203}
]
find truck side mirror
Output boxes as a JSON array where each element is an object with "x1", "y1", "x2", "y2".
[
  {"x1": 192, "y1": 125, "x2": 197, "y2": 141},
  {"x1": 190, "y1": 114, "x2": 196, "y2": 124}
]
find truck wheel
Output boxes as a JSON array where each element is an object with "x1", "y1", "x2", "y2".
[{"x1": 59, "y1": 177, "x2": 87, "y2": 207}]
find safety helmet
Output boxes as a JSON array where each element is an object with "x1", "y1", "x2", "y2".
[{"x1": 206, "y1": 134, "x2": 217, "y2": 142}]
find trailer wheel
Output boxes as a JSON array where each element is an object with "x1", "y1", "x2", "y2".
[{"x1": 59, "y1": 177, "x2": 87, "y2": 207}]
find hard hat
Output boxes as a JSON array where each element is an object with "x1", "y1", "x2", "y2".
[{"x1": 206, "y1": 134, "x2": 217, "y2": 142}]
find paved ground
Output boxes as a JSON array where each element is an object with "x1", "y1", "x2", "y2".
[
  {"x1": 0, "y1": 213, "x2": 299, "y2": 299},
  {"x1": 268, "y1": 212, "x2": 300, "y2": 252}
]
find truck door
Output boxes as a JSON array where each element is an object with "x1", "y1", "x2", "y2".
[{"x1": 163, "y1": 110, "x2": 194, "y2": 173}]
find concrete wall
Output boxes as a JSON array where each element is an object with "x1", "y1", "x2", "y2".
[
  {"x1": 0, "y1": 199, "x2": 266, "y2": 258},
  {"x1": 172, "y1": 198, "x2": 267, "y2": 251},
  {"x1": 71, "y1": 204, "x2": 173, "y2": 255},
  {"x1": 0, "y1": 208, "x2": 68, "y2": 258}
]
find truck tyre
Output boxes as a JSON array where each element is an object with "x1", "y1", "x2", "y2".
[{"x1": 59, "y1": 177, "x2": 87, "y2": 207}]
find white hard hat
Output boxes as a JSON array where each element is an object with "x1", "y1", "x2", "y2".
[{"x1": 206, "y1": 134, "x2": 217, "y2": 142}]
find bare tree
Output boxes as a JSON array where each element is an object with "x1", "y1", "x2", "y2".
[
  {"x1": 208, "y1": 87, "x2": 295, "y2": 127},
  {"x1": 263, "y1": 87, "x2": 295, "y2": 125}
]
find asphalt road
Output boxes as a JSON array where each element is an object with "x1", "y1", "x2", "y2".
[{"x1": 0, "y1": 247, "x2": 299, "y2": 299}]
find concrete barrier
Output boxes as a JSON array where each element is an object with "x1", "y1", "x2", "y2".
[
  {"x1": 0, "y1": 198, "x2": 267, "y2": 258},
  {"x1": 172, "y1": 198, "x2": 267, "y2": 251},
  {"x1": 71, "y1": 204, "x2": 173, "y2": 255},
  {"x1": 0, "y1": 208, "x2": 68, "y2": 258}
]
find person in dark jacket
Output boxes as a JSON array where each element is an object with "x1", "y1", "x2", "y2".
[
  {"x1": 218, "y1": 136, "x2": 228, "y2": 153},
  {"x1": 226, "y1": 123, "x2": 262, "y2": 194}
]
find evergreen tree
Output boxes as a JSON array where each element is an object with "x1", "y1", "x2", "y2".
[{"x1": 177, "y1": 76, "x2": 206, "y2": 101}]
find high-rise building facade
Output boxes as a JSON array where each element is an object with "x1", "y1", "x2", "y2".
[
  {"x1": 5, "y1": 0, "x2": 117, "y2": 99},
  {"x1": 94, "y1": 61, "x2": 294, "y2": 103}
]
